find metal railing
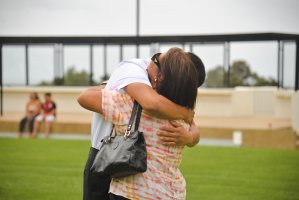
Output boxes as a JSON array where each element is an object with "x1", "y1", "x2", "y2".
[{"x1": 1, "y1": 33, "x2": 299, "y2": 116}]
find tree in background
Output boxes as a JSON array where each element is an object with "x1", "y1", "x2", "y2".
[
  {"x1": 41, "y1": 60, "x2": 277, "y2": 87},
  {"x1": 229, "y1": 60, "x2": 251, "y2": 87},
  {"x1": 39, "y1": 66, "x2": 110, "y2": 86},
  {"x1": 205, "y1": 66, "x2": 225, "y2": 87},
  {"x1": 205, "y1": 60, "x2": 278, "y2": 88},
  {"x1": 64, "y1": 66, "x2": 90, "y2": 86}
]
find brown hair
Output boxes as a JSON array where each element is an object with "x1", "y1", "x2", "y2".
[
  {"x1": 188, "y1": 52, "x2": 206, "y2": 87},
  {"x1": 157, "y1": 48, "x2": 199, "y2": 109},
  {"x1": 31, "y1": 92, "x2": 39, "y2": 100},
  {"x1": 45, "y1": 92, "x2": 51, "y2": 97}
]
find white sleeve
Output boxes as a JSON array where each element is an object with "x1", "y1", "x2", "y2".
[{"x1": 106, "y1": 60, "x2": 152, "y2": 93}]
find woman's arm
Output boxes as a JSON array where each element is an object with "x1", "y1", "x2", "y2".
[
  {"x1": 25, "y1": 102, "x2": 30, "y2": 118},
  {"x1": 124, "y1": 83, "x2": 194, "y2": 124},
  {"x1": 78, "y1": 83, "x2": 194, "y2": 124},
  {"x1": 46, "y1": 107, "x2": 57, "y2": 116},
  {"x1": 34, "y1": 101, "x2": 42, "y2": 115},
  {"x1": 77, "y1": 85, "x2": 105, "y2": 114}
]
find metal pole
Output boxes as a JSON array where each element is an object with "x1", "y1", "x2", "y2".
[
  {"x1": 54, "y1": 44, "x2": 61, "y2": 81},
  {"x1": 136, "y1": 0, "x2": 140, "y2": 58},
  {"x1": 120, "y1": 44, "x2": 123, "y2": 62},
  {"x1": 25, "y1": 44, "x2": 29, "y2": 86},
  {"x1": 54, "y1": 44, "x2": 57, "y2": 79},
  {"x1": 89, "y1": 44, "x2": 93, "y2": 85},
  {"x1": 223, "y1": 42, "x2": 230, "y2": 87},
  {"x1": 61, "y1": 44, "x2": 65, "y2": 85},
  {"x1": 103, "y1": 44, "x2": 107, "y2": 81},
  {"x1": 223, "y1": 43, "x2": 226, "y2": 87},
  {"x1": 227, "y1": 42, "x2": 231, "y2": 87},
  {"x1": 189, "y1": 44, "x2": 193, "y2": 53},
  {"x1": 281, "y1": 41, "x2": 284, "y2": 88},
  {"x1": 295, "y1": 40, "x2": 299, "y2": 91},
  {"x1": 0, "y1": 44, "x2": 3, "y2": 116},
  {"x1": 277, "y1": 41, "x2": 282, "y2": 88}
]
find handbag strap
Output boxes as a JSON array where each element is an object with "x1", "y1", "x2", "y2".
[
  {"x1": 124, "y1": 101, "x2": 142, "y2": 138},
  {"x1": 134, "y1": 103, "x2": 142, "y2": 131}
]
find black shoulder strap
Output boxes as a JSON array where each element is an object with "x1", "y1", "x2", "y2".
[
  {"x1": 134, "y1": 103, "x2": 142, "y2": 131},
  {"x1": 109, "y1": 101, "x2": 142, "y2": 139},
  {"x1": 126, "y1": 101, "x2": 143, "y2": 133}
]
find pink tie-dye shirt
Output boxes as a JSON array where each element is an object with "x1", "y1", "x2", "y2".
[{"x1": 101, "y1": 88, "x2": 189, "y2": 200}]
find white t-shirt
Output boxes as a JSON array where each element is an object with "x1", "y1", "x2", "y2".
[{"x1": 91, "y1": 58, "x2": 151, "y2": 149}]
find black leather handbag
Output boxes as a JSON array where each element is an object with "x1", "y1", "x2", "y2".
[{"x1": 90, "y1": 101, "x2": 147, "y2": 178}]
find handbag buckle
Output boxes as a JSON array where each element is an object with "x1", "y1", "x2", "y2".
[
  {"x1": 124, "y1": 130, "x2": 131, "y2": 139},
  {"x1": 103, "y1": 136, "x2": 112, "y2": 144}
]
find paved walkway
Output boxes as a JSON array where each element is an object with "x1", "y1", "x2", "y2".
[
  {"x1": 0, "y1": 132, "x2": 90, "y2": 140},
  {"x1": 1, "y1": 113, "x2": 292, "y2": 130},
  {"x1": 0, "y1": 132, "x2": 239, "y2": 147}
]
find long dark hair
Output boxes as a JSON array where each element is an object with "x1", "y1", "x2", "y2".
[
  {"x1": 157, "y1": 48, "x2": 199, "y2": 109},
  {"x1": 31, "y1": 92, "x2": 39, "y2": 100},
  {"x1": 188, "y1": 52, "x2": 206, "y2": 87}
]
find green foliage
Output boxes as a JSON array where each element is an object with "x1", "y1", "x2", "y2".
[
  {"x1": 229, "y1": 60, "x2": 251, "y2": 87},
  {"x1": 38, "y1": 80, "x2": 53, "y2": 86},
  {"x1": 39, "y1": 77, "x2": 64, "y2": 86},
  {"x1": 53, "y1": 77, "x2": 64, "y2": 86},
  {"x1": 1, "y1": 138, "x2": 299, "y2": 200},
  {"x1": 205, "y1": 60, "x2": 278, "y2": 88},
  {"x1": 38, "y1": 66, "x2": 109, "y2": 86},
  {"x1": 205, "y1": 66, "x2": 225, "y2": 87},
  {"x1": 64, "y1": 66, "x2": 90, "y2": 86}
]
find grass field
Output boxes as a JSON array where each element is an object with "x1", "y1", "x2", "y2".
[{"x1": 0, "y1": 138, "x2": 299, "y2": 200}]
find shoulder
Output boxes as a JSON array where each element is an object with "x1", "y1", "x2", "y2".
[
  {"x1": 102, "y1": 89, "x2": 131, "y2": 103},
  {"x1": 118, "y1": 58, "x2": 150, "y2": 69},
  {"x1": 115, "y1": 59, "x2": 149, "y2": 72},
  {"x1": 106, "y1": 58, "x2": 151, "y2": 92},
  {"x1": 102, "y1": 89, "x2": 133, "y2": 113},
  {"x1": 101, "y1": 89, "x2": 133, "y2": 125}
]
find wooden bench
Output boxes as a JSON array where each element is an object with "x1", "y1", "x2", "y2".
[
  {"x1": 0, "y1": 113, "x2": 92, "y2": 134},
  {"x1": 0, "y1": 113, "x2": 297, "y2": 149}
]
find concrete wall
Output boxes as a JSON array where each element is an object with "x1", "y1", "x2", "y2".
[
  {"x1": 195, "y1": 87, "x2": 295, "y2": 118},
  {"x1": 2, "y1": 86, "x2": 90, "y2": 115},
  {"x1": 291, "y1": 91, "x2": 299, "y2": 134},
  {"x1": 2, "y1": 86, "x2": 299, "y2": 134},
  {"x1": 195, "y1": 87, "x2": 298, "y2": 134},
  {"x1": 196, "y1": 89, "x2": 232, "y2": 117}
]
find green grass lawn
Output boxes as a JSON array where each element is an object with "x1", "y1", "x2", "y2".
[{"x1": 0, "y1": 138, "x2": 299, "y2": 200}]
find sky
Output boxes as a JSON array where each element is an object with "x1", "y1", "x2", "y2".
[{"x1": 1, "y1": 0, "x2": 299, "y2": 86}]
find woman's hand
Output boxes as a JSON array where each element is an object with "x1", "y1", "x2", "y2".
[{"x1": 157, "y1": 120, "x2": 199, "y2": 147}]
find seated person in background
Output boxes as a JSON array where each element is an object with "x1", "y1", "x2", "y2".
[
  {"x1": 18, "y1": 92, "x2": 42, "y2": 138},
  {"x1": 32, "y1": 92, "x2": 57, "y2": 138}
]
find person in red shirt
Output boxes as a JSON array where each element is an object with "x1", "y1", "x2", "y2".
[{"x1": 32, "y1": 92, "x2": 57, "y2": 138}]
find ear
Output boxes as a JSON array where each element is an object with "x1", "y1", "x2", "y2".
[
  {"x1": 152, "y1": 77, "x2": 158, "y2": 89},
  {"x1": 157, "y1": 72, "x2": 164, "y2": 81}
]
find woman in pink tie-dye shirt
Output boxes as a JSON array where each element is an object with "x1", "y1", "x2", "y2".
[{"x1": 92, "y1": 48, "x2": 200, "y2": 200}]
